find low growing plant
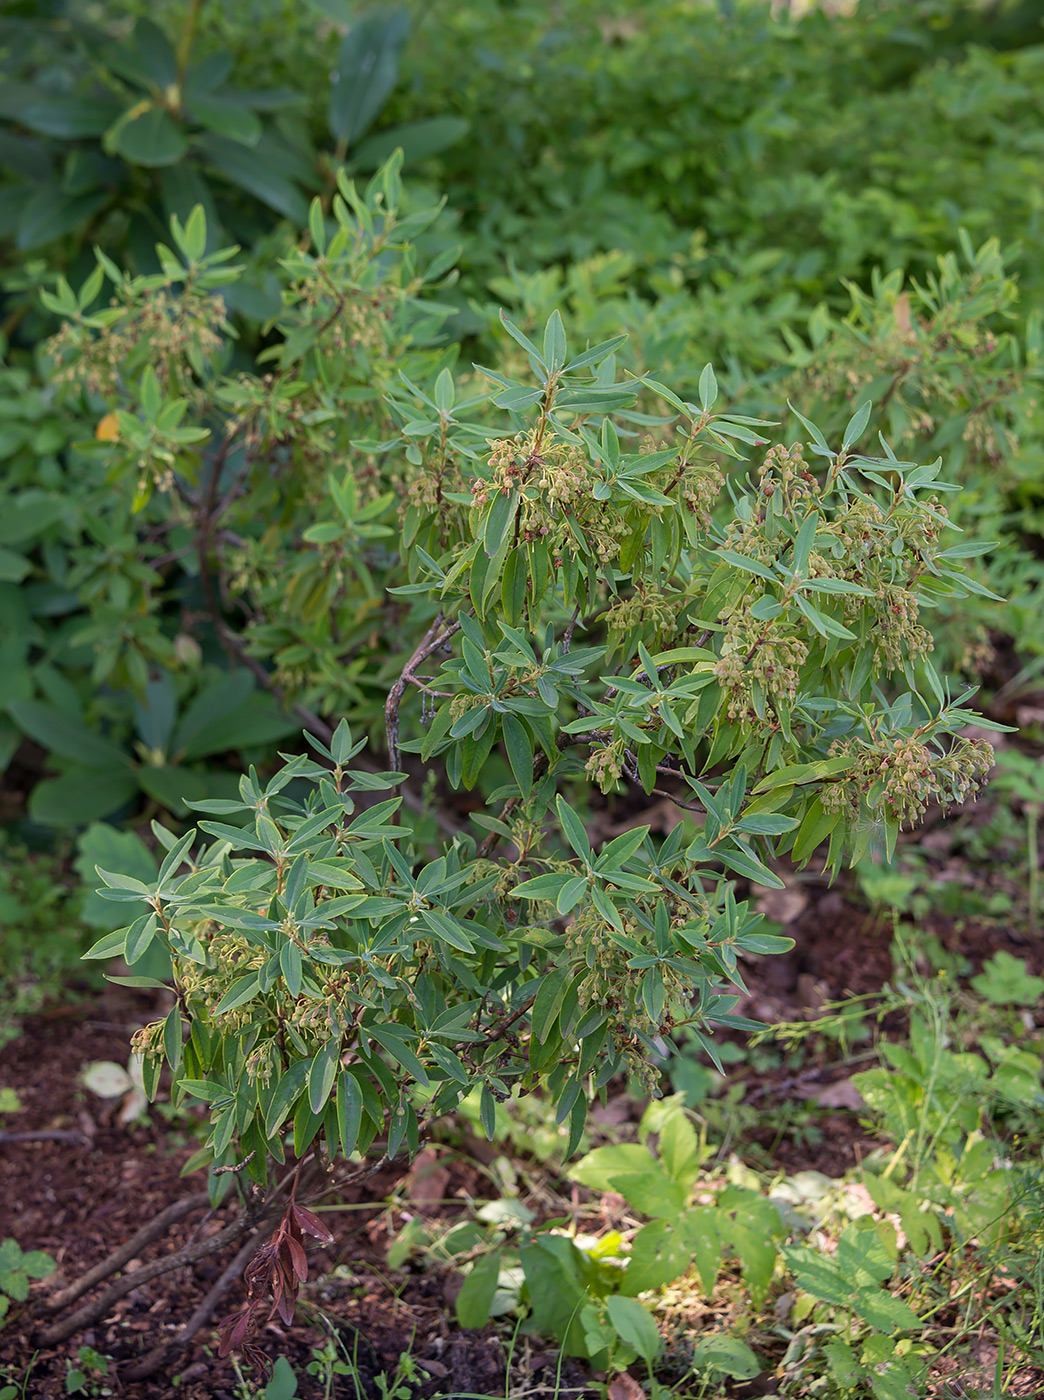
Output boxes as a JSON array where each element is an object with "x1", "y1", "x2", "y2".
[
  {"x1": 454, "y1": 1097, "x2": 783, "y2": 1371},
  {"x1": 0, "y1": 836, "x2": 101, "y2": 1044},
  {"x1": 0, "y1": 1240, "x2": 55, "y2": 1328},
  {"x1": 444, "y1": 959, "x2": 1043, "y2": 1397},
  {"x1": 447, "y1": 1095, "x2": 928, "y2": 1396},
  {"x1": 40, "y1": 166, "x2": 1003, "y2": 1367}
]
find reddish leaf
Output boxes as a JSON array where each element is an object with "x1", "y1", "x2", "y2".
[
  {"x1": 217, "y1": 1306, "x2": 252, "y2": 1357},
  {"x1": 284, "y1": 1233, "x2": 308, "y2": 1282},
  {"x1": 405, "y1": 1148, "x2": 451, "y2": 1207},
  {"x1": 274, "y1": 1285, "x2": 296, "y2": 1326},
  {"x1": 815, "y1": 1078, "x2": 866, "y2": 1112},
  {"x1": 273, "y1": 1258, "x2": 297, "y2": 1303},
  {"x1": 608, "y1": 1377, "x2": 646, "y2": 1400},
  {"x1": 293, "y1": 1204, "x2": 334, "y2": 1242}
]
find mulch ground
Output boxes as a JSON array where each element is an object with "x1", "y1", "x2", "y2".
[
  {"x1": 1, "y1": 889, "x2": 1042, "y2": 1398},
  {"x1": 0, "y1": 995, "x2": 589, "y2": 1399}
]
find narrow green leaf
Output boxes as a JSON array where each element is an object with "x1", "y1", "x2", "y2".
[
  {"x1": 264, "y1": 1060, "x2": 310, "y2": 1138},
  {"x1": 335, "y1": 1071, "x2": 362, "y2": 1157},
  {"x1": 501, "y1": 713, "x2": 534, "y2": 797},
  {"x1": 213, "y1": 973, "x2": 261, "y2": 1015},
  {"x1": 715, "y1": 842, "x2": 785, "y2": 888},
  {"x1": 498, "y1": 309, "x2": 546, "y2": 369},
  {"x1": 308, "y1": 1038, "x2": 341, "y2": 1115},
  {"x1": 698, "y1": 363, "x2": 718, "y2": 411},
  {"x1": 162, "y1": 1005, "x2": 183, "y2": 1070},
  {"x1": 842, "y1": 399, "x2": 873, "y2": 451},
  {"x1": 710, "y1": 549, "x2": 778, "y2": 583},
  {"x1": 531, "y1": 968, "x2": 570, "y2": 1043},
  {"x1": 479, "y1": 1084, "x2": 497, "y2": 1140},
  {"x1": 556, "y1": 795, "x2": 592, "y2": 863},
  {"x1": 543, "y1": 309, "x2": 567, "y2": 372}
]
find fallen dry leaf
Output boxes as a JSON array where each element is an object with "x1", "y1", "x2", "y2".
[
  {"x1": 841, "y1": 1182, "x2": 875, "y2": 1216},
  {"x1": 753, "y1": 882, "x2": 809, "y2": 925},
  {"x1": 81, "y1": 1060, "x2": 132, "y2": 1098},
  {"x1": 608, "y1": 1375, "x2": 646, "y2": 1400},
  {"x1": 405, "y1": 1147, "x2": 451, "y2": 1206},
  {"x1": 815, "y1": 1078, "x2": 866, "y2": 1112}
]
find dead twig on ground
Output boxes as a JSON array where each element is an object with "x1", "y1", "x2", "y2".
[
  {"x1": 119, "y1": 1218, "x2": 279, "y2": 1382},
  {"x1": 37, "y1": 1191, "x2": 212, "y2": 1315},
  {"x1": 34, "y1": 1198, "x2": 274, "y2": 1348}
]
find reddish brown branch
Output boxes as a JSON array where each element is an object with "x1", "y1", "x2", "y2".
[
  {"x1": 477, "y1": 993, "x2": 537, "y2": 1046},
  {"x1": 37, "y1": 1191, "x2": 211, "y2": 1315},
  {"x1": 34, "y1": 1200, "x2": 273, "y2": 1348},
  {"x1": 384, "y1": 612, "x2": 459, "y2": 773},
  {"x1": 119, "y1": 1218, "x2": 279, "y2": 1382}
]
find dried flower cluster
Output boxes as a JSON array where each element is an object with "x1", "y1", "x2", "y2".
[
  {"x1": 822, "y1": 734, "x2": 994, "y2": 827},
  {"x1": 48, "y1": 286, "x2": 226, "y2": 401}
]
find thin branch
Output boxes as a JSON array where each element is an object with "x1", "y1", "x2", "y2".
[
  {"x1": 650, "y1": 785, "x2": 706, "y2": 815},
  {"x1": 405, "y1": 676, "x2": 453, "y2": 699},
  {"x1": 476, "y1": 993, "x2": 537, "y2": 1046},
  {"x1": 384, "y1": 612, "x2": 459, "y2": 773},
  {"x1": 308, "y1": 1152, "x2": 393, "y2": 1204},
  {"x1": 34, "y1": 1200, "x2": 274, "y2": 1348},
  {"x1": 202, "y1": 614, "x2": 335, "y2": 746},
  {"x1": 188, "y1": 608, "x2": 453, "y2": 827},
  {"x1": 119, "y1": 1219, "x2": 279, "y2": 1382},
  {"x1": 38, "y1": 1191, "x2": 211, "y2": 1315},
  {"x1": 213, "y1": 1151, "x2": 256, "y2": 1177}
]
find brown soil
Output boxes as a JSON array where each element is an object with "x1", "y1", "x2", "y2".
[{"x1": 0, "y1": 1000, "x2": 594, "y2": 1398}]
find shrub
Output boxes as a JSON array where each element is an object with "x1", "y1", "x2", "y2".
[
  {"x1": 480, "y1": 231, "x2": 1044, "y2": 670},
  {"x1": 395, "y1": 1, "x2": 1044, "y2": 337},
  {"x1": 1, "y1": 157, "x2": 453, "y2": 824},
  {"x1": 780, "y1": 233, "x2": 1044, "y2": 667},
  {"x1": 0, "y1": 3, "x2": 463, "y2": 289},
  {"x1": 61, "y1": 167, "x2": 1002, "y2": 1245}
]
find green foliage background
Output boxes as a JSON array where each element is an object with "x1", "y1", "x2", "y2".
[{"x1": 2, "y1": 3, "x2": 1044, "y2": 1394}]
